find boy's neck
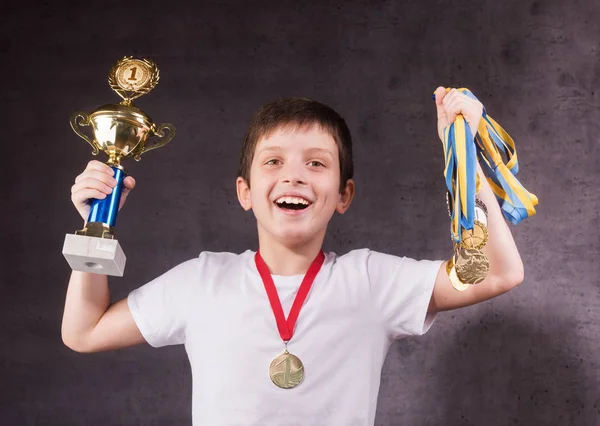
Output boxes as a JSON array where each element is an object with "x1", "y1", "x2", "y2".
[{"x1": 258, "y1": 236, "x2": 324, "y2": 276}]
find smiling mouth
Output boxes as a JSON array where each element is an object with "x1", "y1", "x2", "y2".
[
  {"x1": 274, "y1": 196, "x2": 312, "y2": 211},
  {"x1": 276, "y1": 201, "x2": 309, "y2": 211}
]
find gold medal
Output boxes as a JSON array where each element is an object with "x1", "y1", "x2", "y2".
[
  {"x1": 255, "y1": 250, "x2": 325, "y2": 389},
  {"x1": 269, "y1": 348, "x2": 304, "y2": 389},
  {"x1": 114, "y1": 59, "x2": 153, "y2": 91},
  {"x1": 454, "y1": 248, "x2": 489, "y2": 284},
  {"x1": 108, "y1": 56, "x2": 159, "y2": 105},
  {"x1": 447, "y1": 256, "x2": 470, "y2": 291},
  {"x1": 457, "y1": 220, "x2": 489, "y2": 250}
]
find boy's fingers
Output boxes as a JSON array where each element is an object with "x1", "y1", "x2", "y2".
[
  {"x1": 71, "y1": 188, "x2": 107, "y2": 204},
  {"x1": 75, "y1": 169, "x2": 118, "y2": 186},
  {"x1": 71, "y1": 178, "x2": 113, "y2": 195},
  {"x1": 86, "y1": 160, "x2": 114, "y2": 175}
]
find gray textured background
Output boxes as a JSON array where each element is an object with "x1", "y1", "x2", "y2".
[{"x1": 2, "y1": 0, "x2": 599, "y2": 425}]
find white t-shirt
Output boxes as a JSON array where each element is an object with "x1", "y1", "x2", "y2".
[{"x1": 128, "y1": 249, "x2": 443, "y2": 426}]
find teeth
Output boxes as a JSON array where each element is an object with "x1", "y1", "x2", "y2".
[{"x1": 275, "y1": 196, "x2": 309, "y2": 205}]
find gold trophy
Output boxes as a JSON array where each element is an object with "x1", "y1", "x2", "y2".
[{"x1": 62, "y1": 57, "x2": 175, "y2": 276}]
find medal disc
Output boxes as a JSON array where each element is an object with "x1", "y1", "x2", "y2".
[
  {"x1": 269, "y1": 351, "x2": 304, "y2": 389},
  {"x1": 108, "y1": 56, "x2": 160, "y2": 104},
  {"x1": 458, "y1": 220, "x2": 489, "y2": 250},
  {"x1": 454, "y1": 248, "x2": 489, "y2": 284},
  {"x1": 447, "y1": 257, "x2": 470, "y2": 291},
  {"x1": 115, "y1": 58, "x2": 153, "y2": 92}
]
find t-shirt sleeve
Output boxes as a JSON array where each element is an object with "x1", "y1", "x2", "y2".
[
  {"x1": 127, "y1": 256, "x2": 202, "y2": 348},
  {"x1": 366, "y1": 249, "x2": 444, "y2": 339}
]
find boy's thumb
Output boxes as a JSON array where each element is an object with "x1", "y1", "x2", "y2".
[
  {"x1": 123, "y1": 176, "x2": 136, "y2": 190},
  {"x1": 434, "y1": 87, "x2": 448, "y2": 140}
]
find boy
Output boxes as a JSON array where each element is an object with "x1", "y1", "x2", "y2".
[{"x1": 62, "y1": 87, "x2": 524, "y2": 425}]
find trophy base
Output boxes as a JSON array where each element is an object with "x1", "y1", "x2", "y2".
[{"x1": 62, "y1": 234, "x2": 126, "y2": 277}]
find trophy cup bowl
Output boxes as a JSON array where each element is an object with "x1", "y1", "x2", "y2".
[
  {"x1": 62, "y1": 57, "x2": 175, "y2": 277},
  {"x1": 71, "y1": 104, "x2": 175, "y2": 165}
]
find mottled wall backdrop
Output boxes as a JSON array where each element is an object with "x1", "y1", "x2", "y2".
[{"x1": 2, "y1": 0, "x2": 599, "y2": 425}]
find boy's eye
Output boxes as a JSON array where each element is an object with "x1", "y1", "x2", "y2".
[
  {"x1": 265, "y1": 159, "x2": 281, "y2": 166},
  {"x1": 308, "y1": 161, "x2": 325, "y2": 167}
]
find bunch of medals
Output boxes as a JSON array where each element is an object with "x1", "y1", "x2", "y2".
[{"x1": 445, "y1": 191, "x2": 490, "y2": 291}]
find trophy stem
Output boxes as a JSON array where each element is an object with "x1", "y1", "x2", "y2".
[
  {"x1": 107, "y1": 151, "x2": 124, "y2": 167},
  {"x1": 75, "y1": 166, "x2": 127, "y2": 238}
]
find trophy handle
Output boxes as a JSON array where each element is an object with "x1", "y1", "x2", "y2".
[
  {"x1": 134, "y1": 122, "x2": 176, "y2": 161},
  {"x1": 70, "y1": 112, "x2": 100, "y2": 155}
]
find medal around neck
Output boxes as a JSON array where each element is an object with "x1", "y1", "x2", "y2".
[
  {"x1": 255, "y1": 250, "x2": 325, "y2": 389},
  {"x1": 269, "y1": 347, "x2": 305, "y2": 389},
  {"x1": 62, "y1": 57, "x2": 176, "y2": 276}
]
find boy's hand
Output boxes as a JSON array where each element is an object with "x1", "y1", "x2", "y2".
[
  {"x1": 71, "y1": 160, "x2": 136, "y2": 222},
  {"x1": 434, "y1": 86, "x2": 483, "y2": 143}
]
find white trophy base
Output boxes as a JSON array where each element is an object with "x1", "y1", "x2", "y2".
[{"x1": 62, "y1": 234, "x2": 126, "y2": 277}]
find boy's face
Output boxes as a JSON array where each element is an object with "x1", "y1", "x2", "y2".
[{"x1": 236, "y1": 125, "x2": 354, "y2": 248}]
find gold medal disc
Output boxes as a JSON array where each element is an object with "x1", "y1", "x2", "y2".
[
  {"x1": 115, "y1": 59, "x2": 153, "y2": 92},
  {"x1": 269, "y1": 350, "x2": 304, "y2": 389},
  {"x1": 458, "y1": 220, "x2": 489, "y2": 250},
  {"x1": 108, "y1": 57, "x2": 160, "y2": 105},
  {"x1": 454, "y1": 248, "x2": 489, "y2": 284},
  {"x1": 447, "y1": 257, "x2": 470, "y2": 291}
]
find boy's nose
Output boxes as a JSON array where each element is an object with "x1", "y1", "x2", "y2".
[{"x1": 280, "y1": 163, "x2": 307, "y2": 185}]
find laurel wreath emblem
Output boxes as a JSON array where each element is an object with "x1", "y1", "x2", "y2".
[{"x1": 107, "y1": 56, "x2": 160, "y2": 105}]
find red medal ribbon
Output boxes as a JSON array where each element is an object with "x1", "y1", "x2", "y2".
[{"x1": 255, "y1": 250, "x2": 325, "y2": 342}]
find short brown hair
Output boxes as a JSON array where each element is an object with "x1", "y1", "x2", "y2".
[{"x1": 237, "y1": 97, "x2": 354, "y2": 192}]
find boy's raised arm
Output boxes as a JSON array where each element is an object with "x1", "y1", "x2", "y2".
[
  {"x1": 61, "y1": 271, "x2": 145, "y2": 353},
  {"x1": 61, "y1": 160, "x2": 144, "y2": 353},
  {"x1": 428, "y1": 88, "x2": 524, "y2": 313}
]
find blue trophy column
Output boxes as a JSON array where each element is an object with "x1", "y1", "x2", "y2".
[{"x1": 87, "y1": 166, "x2": 126, "y2": 229}]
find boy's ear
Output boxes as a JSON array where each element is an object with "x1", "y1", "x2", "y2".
[
  {"x1": 236, "y1": 177, "x2": 252, "y2": 211},
  {"x1": 336, "y1": 179, "x2": 355, "y2": 214}
]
